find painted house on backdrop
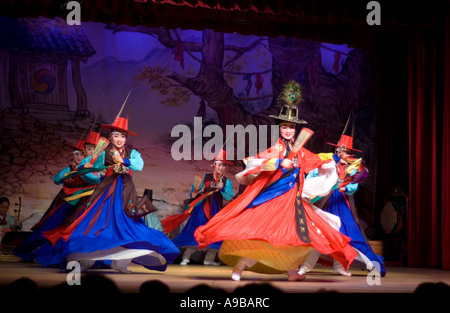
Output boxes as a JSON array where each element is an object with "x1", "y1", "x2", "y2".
[{"x1": 0, "y1": 16, "x2": 95, "y2": 115}]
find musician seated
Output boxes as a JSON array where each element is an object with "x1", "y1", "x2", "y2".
[{"x1": 0, "y1": 197, "x2": 21, "y2": 244}]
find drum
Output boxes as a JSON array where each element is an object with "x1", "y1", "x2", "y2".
[{"x1": 380, "y1": 196, "x2": 407, "y2": 234}]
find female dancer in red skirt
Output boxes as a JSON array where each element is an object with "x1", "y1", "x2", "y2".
[{"x1": 195, "y1": 81, "x2": 357, "y2": 281}]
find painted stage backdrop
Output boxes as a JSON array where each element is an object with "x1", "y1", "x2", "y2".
[{"x1": 0, "y1": 16, "x2": 377, "y2": 237}]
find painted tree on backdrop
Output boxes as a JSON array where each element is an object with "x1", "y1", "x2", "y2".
[
  {"x1": 104, "y1": 25, "x2": 377, "y2": 239},
  {"x1": 105, "y1": 25, "x2": 373, "y2": 156}
]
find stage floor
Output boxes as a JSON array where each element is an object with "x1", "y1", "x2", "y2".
[{"x1": 1, "y1": 255, "x2": 449, "y2": 294}]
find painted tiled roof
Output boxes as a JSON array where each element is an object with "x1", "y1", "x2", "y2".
[{"x1": 0, "y1": 16, "x2": 95, "y2": 57}]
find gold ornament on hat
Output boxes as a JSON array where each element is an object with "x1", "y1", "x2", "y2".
[{"x1": 269, "y1": 80, "x2": 308, "y2": 124}]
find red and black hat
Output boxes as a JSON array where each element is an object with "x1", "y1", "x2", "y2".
[
  {"x1": 85, "y1": 131, "x2": 100, "y2": 145},
  {"x1": 101, "y1": 117, "x2": 138, "y2": 136},
  {"x1": 71, "y1": 139, "x2": 85, "y2": 152},
  {"x1": 212, "y1": 149, "x2": 232, "y2": 165},
  {"x1": 327, "y1": 134, "x2": 362, "y2": 153},
  {"x1": 101, "y1": 90, "x2": 138, "y2": 136},
  {"x1": 327, "y1": 113, "x2": 362, "y2": 153}
]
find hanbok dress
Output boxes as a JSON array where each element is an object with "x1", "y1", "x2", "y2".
[
  {"x1": 195, "y1": 138, "x2": 357, "y2": 274},
  {"x1": 14, "y1": 162, "x2": 100, "y2": 262},
  {"x1": 305, "y1": 153, "x2": 386, "y2": 276},
  {"x1": 172, "y1": 174, "x2": 234, "y2": 249},
  {"x1": 45, "y1": 144, "x2": 179, "y2": 271},
  {"x1": 162, "y1": 173, "x2": 234, "y2": 265}
]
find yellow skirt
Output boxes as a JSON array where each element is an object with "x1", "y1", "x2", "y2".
[{"x1": 218, "y1": 239, "x2": 312, "y2": 274}]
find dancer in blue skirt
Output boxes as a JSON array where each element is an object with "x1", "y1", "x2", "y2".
[
  {"x1": 27, "y1": 131, "x2": 106, "y2": 267},
  {"x1": 52, "y1": 111, "x2": 179, "y2": 273},
  {"x1": 162, "y1": 150, "x2": 234, "y2": 266},
  {"x1": 14, "y1": 138, "x2": 101, "y2": 262},
  {"x1": 300, "y1": 133, "x2": 386, "y2": 277}
]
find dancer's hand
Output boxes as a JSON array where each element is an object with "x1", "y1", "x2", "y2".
[
  {"x1": 113, "y1": 155, "x2": 124, "y2": 164},
  {"x1": 281, "y1": 159, "x2": 293, "y2": 168}
]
